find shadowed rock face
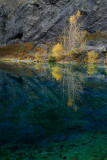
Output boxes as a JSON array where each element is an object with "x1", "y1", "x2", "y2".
[{"x1": 0, "y1": 0, "x2": 107, "y2": 46}]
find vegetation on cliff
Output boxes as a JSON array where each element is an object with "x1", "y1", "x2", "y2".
[{"x1": 0, "y1": 11, "x2": 107, "y2": 64}]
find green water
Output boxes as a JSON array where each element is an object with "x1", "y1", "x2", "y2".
[{"x1": 0, "y1": 62, "x2": 107, "y2": 160}]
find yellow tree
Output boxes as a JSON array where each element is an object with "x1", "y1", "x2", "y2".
[
  {"x1": 87, "y1": 50, "x2": 98, "y2": 64},
  {"x1": 51, "y1": 43, "x2": 65, "y2": 58},
  {"x1": 68, "y1": 10, "x2": 86, "y2": 51}
]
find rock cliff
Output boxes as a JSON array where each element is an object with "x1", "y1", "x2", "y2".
[{"x1": 0, "y1": 0, "x2": 107, "y2": 47}]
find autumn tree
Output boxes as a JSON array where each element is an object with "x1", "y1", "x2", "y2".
[
  {"x1": 67, "y1": 10, "x2": 86, "y2": 51},
  {"x1": 87, "y1": 50, "x2": 98, "y2": 64},
  {"x1": 49, "y1": 11, "x2": 87, "y2": 61},
  {"x1": 51, "y1": 43, "x2": 65, "y2": 58},
  {"x1": 49, "y1": 43, "x2": 65, "y2": 61}
]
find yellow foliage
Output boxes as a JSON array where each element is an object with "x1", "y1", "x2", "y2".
[
  {"x1": 87, "y1": 50, "x2": 98, "y2": 64},
  {"x1": 68, "y1": 10, "x2": 86, "y2": 50},
  {"x1": 52, "y1": 66, "x2": 63, "y2": 81},
  {"x1": 68, "y1": 98, "x2": 78, "y2": 111},
  {"x1": 52, "y1": 66, "x2": 59, "y2": 73},
  {"x1": 69, "y1": 15, "x2": 76, "y2": 25},
  {"x1": 49, "y1": 10, "x2": 86, "y2": 62},
  {"x1": 52, "y1": 72, "x2": 62, "y2": 81},
  {"x1": 68, "y1": 98, "x2": 73, "y2": 107},
  {"x1": 52, "y1": 43, "x2": 65, "y2": 58},
  {"x1": 76, "y1": 10, "x2": 81, "y2": 17}
]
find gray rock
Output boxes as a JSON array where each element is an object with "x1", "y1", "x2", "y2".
[
  {"x1": 0, "y1": 0, "x2": 107, "y2": 47},
  {"x1": 86, "y1": 38, "x2": 107, "y2": 54},
  {"x1": 85, "y1": 45, "x2": 107, "y2": 53},
  {"x1": 87, "y1": 40, "x2": 95, "y2": 46}
]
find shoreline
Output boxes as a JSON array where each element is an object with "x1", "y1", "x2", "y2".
[
  {"x1": 0, "y1": 58, "x2": 43, "y2": 63},
  {"x1": 0, "y1": 57, "x2": 106, "y2": 65}
]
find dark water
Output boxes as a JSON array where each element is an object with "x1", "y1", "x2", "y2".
[{"x1": 0, "y1": 62, "x2": 107, "y2": 160}]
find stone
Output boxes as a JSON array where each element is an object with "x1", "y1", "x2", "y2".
[{"x1": 0, "y1": 0, "x2": 107, "y2": 47}]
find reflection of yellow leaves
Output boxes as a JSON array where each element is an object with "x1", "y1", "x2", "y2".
[
  {"x1": 68, "y1": 98, "x2": 78, "y2": 112},
  {"x1": 68, "y1": 98, "x2": 73, "y2": 107},
  {"x1": 105, "y1": 66, "x2": 107, "y2": 75},
  {"x1": 52, "y1": 66, "x2": 59, "y2": 73},
  {"x1": 52, "y1": 72, "x2": 62, "y2": 81},
  {"x1": 73, "y1": 106, "x2": 78, "y2": 112},
  {"x1": 34, "y1": 63, "x2": 42, "y2": 70},
  {"x1": 52, "y1": 66, "x2": 62, "y2": 81},
  {"x1": 87, "y1": 65, "x2": 98, "y2": 75}
]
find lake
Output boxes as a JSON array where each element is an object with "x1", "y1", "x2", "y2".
[{"x1": 0, "y1": 62, "x2": 107, "y2": 160}]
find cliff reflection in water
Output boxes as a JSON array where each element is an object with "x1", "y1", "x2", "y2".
[{"x1": 0, "y1": 62, "x2": 107, "y2": 152}]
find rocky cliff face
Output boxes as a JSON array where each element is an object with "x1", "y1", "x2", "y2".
[{"x1": 0, "y1": 0, "x2": 107, "y2": 47}]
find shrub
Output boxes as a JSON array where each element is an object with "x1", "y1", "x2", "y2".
[
  {"x1": 49, "y1": 10, "x2": 87, "y2": 62},
  {"x1": 51, "y1": 43, "x2": 65, "y2": 58},
  {"x1": 87, "y1": 50, "x2": 98, "y2": 64},
  {"x1": 87, "y1": 30, "x2": 107, "y2": 41}
]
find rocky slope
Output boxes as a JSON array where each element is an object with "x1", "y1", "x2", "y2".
[{"x1": 0, "y1": 0, "x2": 107, "y2": 47}]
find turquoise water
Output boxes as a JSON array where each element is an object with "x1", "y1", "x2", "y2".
[{"x1": 0, "y1": 62, "x2": 107, "y2": 160}]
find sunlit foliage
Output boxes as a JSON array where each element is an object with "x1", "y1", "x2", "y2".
[
  {"x1": 49, "y1": 10, "x2": 86, "y2": 62},
  {"x1": 87, "y1": 50, "x2": 98, "y2": 64},
  {"x1": 51, "y1": 43, "x2": 65, "y2": 58},
  {"x1": 76, "y1": 10, "x2": 81, "y2": 18},
  {"x1": 67, "y1": 10, "x2": 86, "y2": 51}
]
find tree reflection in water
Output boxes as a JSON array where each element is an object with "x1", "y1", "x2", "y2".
[{"x1": 0, "y1": 62, "x2": 106, "y2": 156}]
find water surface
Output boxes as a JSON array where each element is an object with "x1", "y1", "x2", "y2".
[{"x1": 0, "y1": 62, "x2": 107, "y2": 160}]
